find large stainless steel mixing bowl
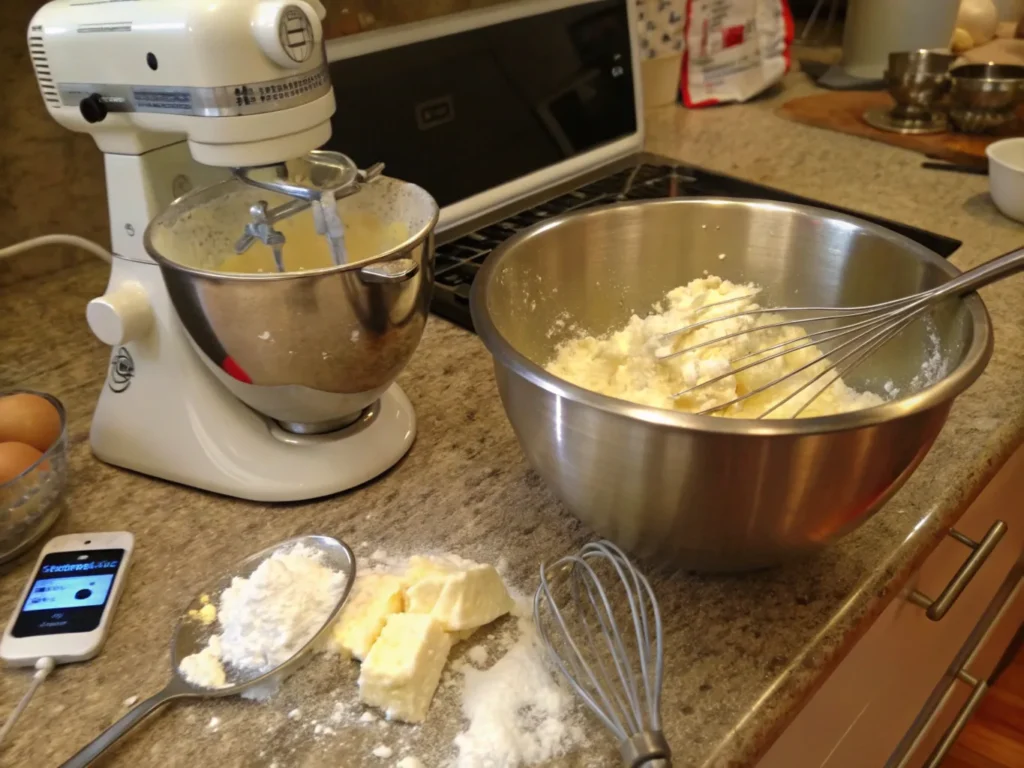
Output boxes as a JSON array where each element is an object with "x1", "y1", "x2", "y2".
[
  {"x1": 145, "y1": 176, "x2": 437, "y2": 433},
  {"x1": 471, "y1": 199, "x2": 992, "y2": 571}
]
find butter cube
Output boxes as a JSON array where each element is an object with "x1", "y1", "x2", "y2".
[
  {"x1": 403, "y1": 555, "x2": 513, "y2": 632},
  {"x1": 404, "y1": 573, "x2": 446, "y2": 615},
  {"x1": 327, "y1": 573, "x2": 405, "y2": 660},
  {"x1": 403, "y1": 556, "x2": 462, "y2": 616},
  {"x1": 358, "y1": 613, "x2": 452, "y2": 723}
]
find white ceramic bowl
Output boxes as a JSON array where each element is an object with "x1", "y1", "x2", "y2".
[{"x1": 986, "y1": 138, "x2": 1024, "y2": 223}]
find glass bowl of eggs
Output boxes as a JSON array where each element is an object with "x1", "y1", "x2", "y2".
[{"x1": 0, "y1": 390, "x2": 68, "y2": 563}]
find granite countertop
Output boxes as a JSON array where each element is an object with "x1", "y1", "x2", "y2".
[{"x1": 3, "y1": 72, "x2": 1024, "y2": 768}]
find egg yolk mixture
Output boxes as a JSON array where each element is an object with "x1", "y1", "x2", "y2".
[
  {"x1": 218, "y1": 209, "x2": 410, "y2": 274},
  {"x1": 545, "y1": 276, "x2": 885, "y2": 419}
]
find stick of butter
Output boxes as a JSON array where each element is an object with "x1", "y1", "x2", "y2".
[
  {"x1": 403, "y1": 555, "x2": 513, "y2": 632},
  {"x1": 327, "y1": 573, "x2": 405, "y2": 660},
  {"x1": 358, "y1": 613, "x2": 452, "y2": 723}
]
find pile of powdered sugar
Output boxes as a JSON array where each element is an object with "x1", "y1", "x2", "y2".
[
  {"x1": 178, "y1": 544, "x2": 347, "y2": 694},
  {"x1": 450, "y1": 612, "x2": 588, "y2": 768}
]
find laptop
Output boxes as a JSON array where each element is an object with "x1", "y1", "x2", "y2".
[{"x1": 323, "y1": 0, "x2": 959, "y2": 331}]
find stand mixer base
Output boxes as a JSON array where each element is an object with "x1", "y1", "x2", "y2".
[
  {"x1": 92, "y1": 384, "x2": 415, "y2": 501},
  {"x1": 87, "y1": 253, "x2": 416, "y2": 501}
]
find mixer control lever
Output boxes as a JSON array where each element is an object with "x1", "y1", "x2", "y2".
[
  {"x1": 86, "y1": 281, "x2": 153, "y2": 346},
  {"x1": 79, "y1": 93, "x2": 108, "y2": 124}
]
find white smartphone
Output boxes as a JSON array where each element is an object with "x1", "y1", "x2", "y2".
[{"x1": 1, "y1": 532, "x2": 134, "y2": 667}]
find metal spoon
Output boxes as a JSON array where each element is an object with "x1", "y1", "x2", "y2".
[{"x1": 60, "y1": 535, "x2": 355, "y2": 768}]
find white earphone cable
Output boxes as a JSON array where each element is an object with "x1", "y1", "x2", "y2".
[
  {"x1": 0, "y1": 235, "x2": 111, "y2": 264},
  {"x1": 0, "y1": 656, "x2": 56, "y2": 747}
]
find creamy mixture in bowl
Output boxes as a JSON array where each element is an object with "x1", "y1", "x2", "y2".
[{"x1": 546, "y1": 276, "x2": 887, "y2": 419}]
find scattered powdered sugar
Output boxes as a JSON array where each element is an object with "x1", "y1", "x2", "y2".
[
  {"x1": 466, "y1": 645, "x2": 488, "y2": 666},
  {"x1": 911, "y1": 324, "x2": 949, "y2": 390},
  {"x1": 329, "y1": 701, "x2": 351, "y2": 724},
  {"x1": 451, "y1": 615, "x2": 588, "y2": 768},
  {"x1": 372, "y1": 744, "x2": 393, "y2": 758},
  {"x1": 545, "y1": 311, "x2": 578, "y2": 339},
  {"x1": 179, "y1": 635, "x2": 227, "y2": 689},
  {"x1": 178, "y1": 544, "x2": 347, "y2": 692},
  {"x1": 917, "y1": 335, "x2": 946, "y2": 387}
]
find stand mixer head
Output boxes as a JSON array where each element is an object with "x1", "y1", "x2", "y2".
[
  {"x1": 27, "y1": 0, "x2": 439, "y2": 499},
  {"x1": 30, "y1": 0, "x2": 335, "y2": 166}
]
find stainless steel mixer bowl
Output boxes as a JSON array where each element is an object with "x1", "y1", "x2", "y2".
[
  {"x1": 145, "y1": 176, "x2": 438, "y2": 433},
  {"x1": 471, "y1": 199, "x2": 992, "y2": 571}
]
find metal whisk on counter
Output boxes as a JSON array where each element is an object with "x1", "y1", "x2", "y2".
[
  {"x1": 535, "y1": 540, "x2": 671, "y2": 768},
  {"x1": 654, "y1": 245, "x2": 1024, "y2": 418}
]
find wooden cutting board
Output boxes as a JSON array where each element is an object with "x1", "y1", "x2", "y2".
[{"x1": 777, "y1": 90, "x2": 1024, "y2": 167}]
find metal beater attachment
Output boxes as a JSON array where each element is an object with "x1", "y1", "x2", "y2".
[
  {"x1": 651, "y1": 245, "x2": 1024, "y2": 418},
  {"x1": 535, "y1": 541, "x2": 670, "y2": 768},
  {"x1": 232, "y1": 151, "x2": 385, "y2": 271},
  {"x1": 235, "y1": 201, "x2": 289, "y2": 272}
]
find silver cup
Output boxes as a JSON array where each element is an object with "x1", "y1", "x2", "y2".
[{"x1": 885, "y1": 50, "x2": 955, "y2": 119}]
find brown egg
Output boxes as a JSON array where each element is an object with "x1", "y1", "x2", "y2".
[
  {"x1": 0, "y1": 442, "x2": 44, "y2": 485},
  {"x1": 0, "y1": 393, "x2": 62, "y2": 452}
]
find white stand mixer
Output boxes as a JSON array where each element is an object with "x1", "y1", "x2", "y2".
[{"x1": 28, "y1": 0, "x2": 421, "y2": 501}]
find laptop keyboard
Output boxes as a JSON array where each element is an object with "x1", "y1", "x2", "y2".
[
  {"x1": 429, "y1": 163, "x2": 961, "y2": 331},
  {"x1": 432, "y1": 164, "x2": 688, "y2": 321}
]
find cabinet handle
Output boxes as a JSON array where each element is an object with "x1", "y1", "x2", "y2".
[
  {"x1": 918, "y1": 670, "x2": 988, "y2": 768},
  {"x1": 909, "y1": 521, "x2": 1007, "y2": 621}
]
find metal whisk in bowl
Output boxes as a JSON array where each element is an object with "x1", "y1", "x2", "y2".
[
  {"x1": 535, "y1": 541, "x2": 670, "y2": 767},
  {"x1": 655, "y1": 245, "x2": 1024, "y2": 419}
]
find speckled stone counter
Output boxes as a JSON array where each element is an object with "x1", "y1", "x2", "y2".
[{"x1": 2, "y1": 72, "x2": 1023, "y2": 768}]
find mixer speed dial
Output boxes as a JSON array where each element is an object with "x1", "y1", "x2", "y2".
[
  {"x1": 252, "y1": 2, "x2": 322, "y2": 69},
  {"x1": 87, "y1": 282, "x2": 153, "y2": 347}
]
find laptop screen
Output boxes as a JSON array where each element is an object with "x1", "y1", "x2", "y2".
[{"x1": 324, "y1": 0, "x2": 636, "y2": 208}]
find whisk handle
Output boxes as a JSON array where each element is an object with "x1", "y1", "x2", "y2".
[
  {"x1": 622, "y1": 731, "x2": 672, "y2": 768},
  {"x1": 929, "y1": 245, "x2": 1024, "y2": 302}
]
